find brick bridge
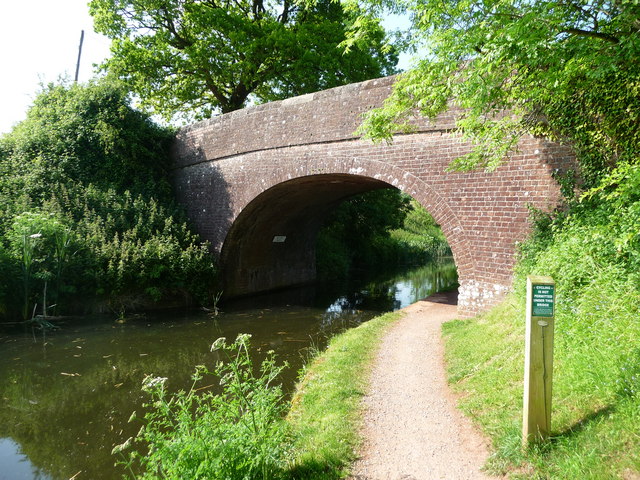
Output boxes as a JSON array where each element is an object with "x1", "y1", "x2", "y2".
[{"x1": 171, "y1": 76, "x2": 574, "y2": 316}]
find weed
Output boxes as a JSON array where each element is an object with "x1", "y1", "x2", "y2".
[{"x1": 115, "y1": 334, "x2": 291, "y2": 479}]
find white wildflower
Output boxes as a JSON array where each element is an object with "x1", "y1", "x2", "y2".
[
  {"x1": 142, "y1": 375, "x2": 167, "y2": 391},
  {"x1": 210, "y1": 337, "x2": 227, "y2": 351}
]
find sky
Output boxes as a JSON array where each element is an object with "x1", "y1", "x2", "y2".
[
  {"x1": 0, "y1": 1, "x2": 112, "y2": 134},
  {"x1": 0, "y1": 2, "x2": 411, "y2": 135}
]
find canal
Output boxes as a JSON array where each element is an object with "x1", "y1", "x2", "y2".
[{"x1": 0, "y1": 260, "x2": 457, "y2": 480}]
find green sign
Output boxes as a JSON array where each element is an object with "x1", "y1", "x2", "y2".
[{"x1": 532, "y1": 284, "x2": 555, "y2": 317}]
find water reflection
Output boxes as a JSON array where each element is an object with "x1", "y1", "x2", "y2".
[
  {"x1": 0, "y1": 260, "x2": 456, "y2": 480},
  {"x1": 0, "y1": 438, "x2": 52, "y2": 480}
]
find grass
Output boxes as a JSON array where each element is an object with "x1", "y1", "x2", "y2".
[
  {"x1": 286, "y1": 311, "x2": 402, "y2": 478},
  {"x1": 442, "y1": 288, "x2": 640, "y2": 479}
]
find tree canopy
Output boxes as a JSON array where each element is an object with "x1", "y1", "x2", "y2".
[
  {"x1": 357, "y1": 0, "x2": 640, "y2": 184},
  {"x1": 89, "y1": 0, "x2": 398, "y2": 121}
]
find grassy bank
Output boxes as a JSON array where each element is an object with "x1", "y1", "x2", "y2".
[
  {"x1": 443, "y1": 292, "x2": 640, "y2": 479},
  {"x1": 115, "y1": 310, "x2": 402, "y2": 478},
  {"x1": 442, "y1": 162, "x2": 640, "y2": 478},
  {"x1": 287, "y1": 311, "x2": 401, "y2": 478}
]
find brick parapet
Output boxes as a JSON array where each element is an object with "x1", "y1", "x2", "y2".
[{"x1": 172, "y1": 75, "x2": 463, "y2": 169}]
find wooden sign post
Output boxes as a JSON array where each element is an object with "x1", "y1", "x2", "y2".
[{"x1": 523, "y1": 275, "x2": 556, "y2": 447}]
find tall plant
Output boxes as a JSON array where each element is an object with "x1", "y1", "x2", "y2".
[
  {"x1": 19, "y1": 233, "x2": 38, "y2": 320},
  {"x1": 115, "y1": 334, "x2": 291, "y2": 479},
  {"x1": 52, "y1": 227, "x2": 72, "y2": 315},
  {"x1": 8, "y1": 212, "x2": 71, "y2": 320}
]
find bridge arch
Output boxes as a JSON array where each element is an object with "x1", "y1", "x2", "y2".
[
  {"x1": 171, "y1": 76, "x2": 575, "y2": 316},
  {"x1": 218, "y1": 160, "x2": 472, "y2": 305}
]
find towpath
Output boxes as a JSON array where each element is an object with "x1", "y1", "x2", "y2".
[{"x1": 350, "y1": 291, "x2": 502, "y2": 480}]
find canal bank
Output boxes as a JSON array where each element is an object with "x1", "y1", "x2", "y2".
[
  {"x1": 287, "y1": 289, "x2": 498, "y2": 479},
  {"x1": 0, "y1": 261, "x2": 457, "y2": 480}
]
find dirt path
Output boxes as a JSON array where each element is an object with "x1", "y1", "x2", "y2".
[{"x1": 350, "y1": 291, "x2": 501, "y2": 480}]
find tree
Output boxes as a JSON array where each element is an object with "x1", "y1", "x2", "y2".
[
  {"x1": 316, "y1": 189, "x2": 411, "y2": 277},
  {"x1": 89, "y1": 0, "x2": 398, "y2": 121},
  {"x1": 356, "y1": 0, "x2": 640, "y2": 184},
  {"x1": 0, "y1": 79, "x2": 175, "y2": 205}
]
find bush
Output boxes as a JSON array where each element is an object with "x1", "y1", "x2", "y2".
[
  {"x1": 0, "y1": 79, "x2": 217, "y2": 320},
  {"x1": 517, "y1": 162, "x2": 640, "y2": 293},
  {"x1": 468, "y1": 161, "x2": 640, "y2": 475},
  {"x1": 389, "y1": 199, "x2": 451, "y2": 263},
  {"x1": 116, "y1": 334, "x2": 291, "y2": 479},
  {"x1": 316, "y1": 191, "x2": 450, "y2": 279}
]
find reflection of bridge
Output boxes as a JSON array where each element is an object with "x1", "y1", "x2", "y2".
[{"x1": 171, "y1": 76, "x2": 574, "y2": 316}]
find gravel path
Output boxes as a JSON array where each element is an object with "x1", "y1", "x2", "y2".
[{"x1": 350, "y1": 291, "x2": 501, "y2": 480}]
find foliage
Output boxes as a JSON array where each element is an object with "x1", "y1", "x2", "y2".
[
  {"x1": 315, "y1": 228, "x2": 351, "y2": 281},
  {"x1": 115, "y1": 334, "x2": 291, "y2": 480},
  {"x1": 0, "y1": 80, "x2": 215, "y2": 321},
  {"x1": 517, "y1": 162, "x2": 640, "y2": 286},
  {"x1": 618, "y1": 348, "x2": 640, "y2": 400},
  {"x1": 0, "y1": 242, "x2": 12, "y2": 316},
  {"x1": 389, "y1": 198, "x2": 451, "y2": 263},
  {"x1": 356, "y1": 0, "x2": 640, "y2": 184},
  {"x1": 1, "y1": 79, "x2": 174, "y2": 202},
  {"x1": 442, "y1": 164, "x2": 640, "y2": 477},
  {"x1": 316, "y1": 189, "x2": 409, "y2": 278},
  {"x1": 71, "y1": 188, "x2": 216, "y2": 308},
  {"x1": 316, "y1": 189, "x2": 449, "y2": 278},
  {"x1": 114, "y1": 311, "x2": 402, "y2": 479},
  {"x1": 89, "y1": 0, "x2": 398, "y2": 120},
  {"x1": 7, "y1": 212, "x2": 75, "y2": 319}
]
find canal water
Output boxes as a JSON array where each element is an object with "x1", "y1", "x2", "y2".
[{"x1": 0, "y1": 260, "x2": 457, "y2": 480}]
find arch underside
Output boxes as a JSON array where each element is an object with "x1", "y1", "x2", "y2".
[
  {"x1": 215, "y1": 150, "x2": 474, "y2": 306},
  {"x1": 220, "y1": 174, "x2": 392, "y2": 297}
]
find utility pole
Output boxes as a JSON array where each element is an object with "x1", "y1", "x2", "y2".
[{"x1": 75, "y1": 30, "x2": 85, "y2": 82}]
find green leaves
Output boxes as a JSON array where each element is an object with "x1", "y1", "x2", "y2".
[
  {"x1": 359, "y1": 0, "x2": 640, "y2": 177},
  {"x1": 2, "y1": 80, "x2": 174, "y2": 200},
  {"x1": 0, "y1": 80, "x2": 216, "y2": 320},
  {"x1": 119, "y1": 335, "x2": 291, "y2": 479},
  {"x1": 518, "y1": 162, "x2": 640, "y2": 300},
  {"x1": 90, "y1": 0, "x2": 398, "y2": 119},
  {"x1": 316, "y1": 189, "x2": 411, "y2": 278}
]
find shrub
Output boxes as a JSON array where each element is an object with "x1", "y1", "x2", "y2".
[
  {"x1": 316, "y1": 192, "x2": 450, "y2": 278},
  {"x1": 0, "y1": 79, "x2": 217, "y2": 319},
  {"x1": 116, "y1": 334, "x2": 292, "y2": 480},
  {"x1": 444, "y1": 198, "x2": 640, "y2": 475}
]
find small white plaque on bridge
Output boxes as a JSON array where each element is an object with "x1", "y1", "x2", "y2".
[{"x1": 272, "y1": 235, "x2": 287, "y2": 243}]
